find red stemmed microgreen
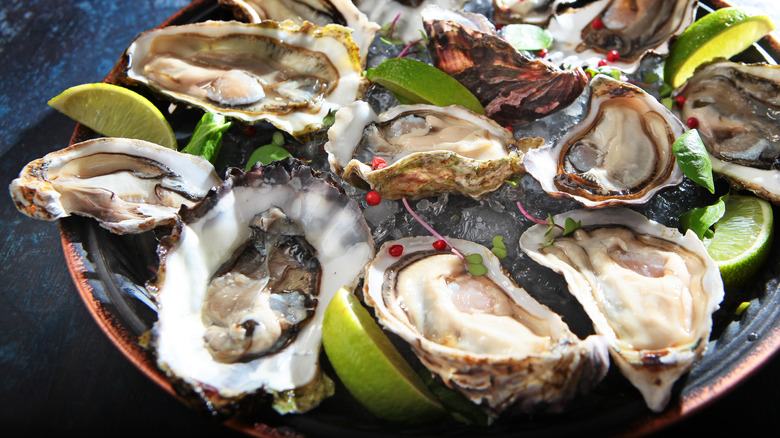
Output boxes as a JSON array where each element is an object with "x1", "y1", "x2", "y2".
[{"x1": 516, "y1": 201, "x2": 581, "y2": 247}]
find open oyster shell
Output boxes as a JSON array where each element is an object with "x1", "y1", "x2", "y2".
[
  {"x1": 218, "y1": 0, "x2": 379, "y2": 65},
  {"x1": 523, "y1": 75, "x2": 684, "y2": 208},
  {"x1": 8, "y1": 137, "x2": 220, "y2": 234},
  {"x1": 324, "y1": 100, "x2": 544, "y2": 200},
  {"x1": 362, "y1": 236, "x2": 610, "y2": 417},
  {"x1": 148, "y1": 158, "x2": 375, "y2": 415},
  {"x1": 520, "y1": 208, "x2": 724, "y2": 412},
  {"x1": 678, "y1": 59, "x2": 780, "y2": 204},
  {"x1": 547, "y1": 0, "x2": 698, "y2": 72},
  {"x1": 493, "y1": 0, "x2": 575, "y2": 25},
  {"x1": 122, "y1": 20, "x2": 368, "y2": 140}
]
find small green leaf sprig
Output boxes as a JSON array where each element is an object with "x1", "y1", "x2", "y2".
[
  {"x1": 182, "y1": 112, "x2": 232, "y2": 163},
  {"x1": 516, "y1": 201, "x2": 582, "y2": 247},
  {"x1": 672, "y1": 129, "x2": 715, "y2": 194},
  {"x1": 245, "y1": 131, "x2": 292, "y2": 171}
]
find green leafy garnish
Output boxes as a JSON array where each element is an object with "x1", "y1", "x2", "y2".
[
  {"x1": 464, "y1": 253, "x2": 487, "y2": 276},
  {"x1": 503, "y1": 24, "x2": 553, "y2": 51},
  {"x1": 323, "y1": 109, "x2": 336, "y2": 126},
  {"x1": 672, "y1": 129, "x2": 715, "y2": 194},
  {"x1": 181, "y1": 113, "x2": 232, "y2": 163},
  {"x1": 490, "y1": 235, "x2": 507, "y2": 259},
  {"x1": 541, "y1": 215, "x2": 582, "y2": 247},
  {"x1": 735, "y1": 301, "x2": 751, "y2": 316},
  {"x1": 245, "y1": 131, "x2": 292, "y2": 170},
  {"x1": 680, "y1": 194, "x2": 727, "y2": 240},
  {"x1": 643, "y1": 71, "x2": 660, "y2": 84}
]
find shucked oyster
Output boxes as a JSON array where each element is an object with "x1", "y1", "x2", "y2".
[
  {"x1": 9, "y1": 137, "x2": 220, "y2": 234},
  {"x1": 363, "y1": 236, "x2": 610, "y2": 417},
  {"x1": 520, "y1": 208, "x2": 724, "y2": 412},
  {"x1": 422, "y1": 6, "x2": 588, "y2": 127},
  {"x1": 493, "y1": 0, "x2": 575, "y2": 25},
  {"x1": 218, "y1": 0, "x2": 379, "y2": 65},
  {"x1": 149, "y1": 159, "x2": 375, "y2": 415},
  {"x1": 547, "y1": 0, "x2": 698, "y2": 72},
  {"x1": 523, "y1": 75, "x2": 684, "y2": 208},
  {"x1": 678, "y1": 59, "x2": 780, "y2": 204},
  {"x1": 123, "y1": 20, "x2": 367, "y2": 140},
  {"x1": 324, "y1": 100, "x2": 544, "y2": 200}
]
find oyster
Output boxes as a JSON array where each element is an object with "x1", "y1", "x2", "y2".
[
  {"x1": 8, "y1": 137, "x2": 220, "y2": 234},
  {"x1": 519, "y1": 208, "x2": 724, "y2": 412},
  {"x1": 353, "y1": 0, "x2": 467, "y2": 44},
  {"x1": 324, "y1": 100, "x2": 544, "y2": 200},
  {"x1": 493, "y1": 0, "x2": 574, "y2": 25},
  {"x1": 218, "y1": 0, "x2": 379, "y2": 65},
  {"x1": 422, "y1": 6, "x2": 588, "y2": 126},
  {"x1": 547, "y1": 0, "x2": 698, "y2": 72},
  {"x1": 523, "y1": 75, "x2": 684, "y2": 208},
  {"x1": 678, "y1": 59, "x2": 780, "y2": 204},
  {"x1": 123, "y1": 20, "x2": 367, "y2": 140},
  {"x1": 149, "y1": 158, "x2": 375, "y2": 415},
  {"x1": 362, "y1": 236, "x2": 610, "y2": 417}
]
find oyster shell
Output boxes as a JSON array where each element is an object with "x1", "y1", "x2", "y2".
[
  {"x1": 324, "y1": 100, "x2": 544, "y2": 200},
  {"x1": 519, "y1": 208, "x2": 724, "y2": 412},
  {"x1": 149, "y1": 158, "x2": 375, "y2": 415},
  {"x1": 422, "y1": 6, "x2": 588, "y2": 126},
  {"x1": 678, "y1": 59, "x2": 780, "y2": 204},
  {"x1": 363, "y1": 236, "x2": 610, "y2": 417},
  {"x1": 523, "y1": 75, "x2": 684, "y2": 208},
  {"x1": 353, "y1": 0, "x2": 467, "y2": 44},
  {"x1": 8, "y1": 137, "x2": 220, "y2": 234},
  {"x1": 218, "y1": 0, "x2": 379, "y2": 65},
  {"x1": 123, "y1": 20, "x2": 367, "y2": 140},
  {"x1": 547, "y1": 0, "x2": 698, "y2": 72},
  {"x1": 493, "y1": 0, "x2": 574, "y2": 26}
]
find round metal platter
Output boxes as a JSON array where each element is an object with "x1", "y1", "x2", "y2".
[{"x1": 59, "y1": 0, "x2": 780, "y2": 437}]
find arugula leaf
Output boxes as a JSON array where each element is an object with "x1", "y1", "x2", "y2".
[
  {"x1": 672, "y1": 129, "x2": 715, "y2": 194},
  {"x1": 680, "y1": 195, "x2": 727, "y2": 240},
  {"x1": 182, "y1": 113, "x2": 232, "y2": 163}
]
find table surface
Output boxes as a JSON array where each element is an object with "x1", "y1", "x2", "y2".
[{"x1": 1, "y1": 1, "x2": 778, "y2": 437}]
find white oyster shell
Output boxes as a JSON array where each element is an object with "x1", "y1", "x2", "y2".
[
  {"x1": 519, "y1": 208, "x2": 724, "y2": 412},
  {"x1": 363, "y1": 236, "x2": 610, "y2": 417},
  {"x1": 124, "y1": 20, "x2": 367, "y2": 140},
  {"x1": 353, "y1": 0, "x2": 466, "y2": 44},
  {"x1": 149, "y1": 159, "x2": 375, "y2": 414},
  {"x1": 8, "y1": 137, "x2": 220, "y2": 234},
  {"x1": 547, "y1": 0, "x2": 698, "y2": 73},
  {"x1": 678, "y1": 59, "x2": 780, "y2": 205},
  {"x1": 324, "y1": 100, "x2": 543, "y2": 200},
  {"x1": 523, "y1": 75, "x2": 684, "y2": 208}
]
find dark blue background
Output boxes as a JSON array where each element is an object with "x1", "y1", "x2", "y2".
[{"x1": 1, "y1": 0, "x2": 777, "y2": 436}]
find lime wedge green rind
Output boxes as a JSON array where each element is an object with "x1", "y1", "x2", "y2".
[
  {"x1": 664, "y1": 7, "x2": 776, "y2": 88},
  {"x1": 322, "y1": 288, "x2": 446, "y2": 425},
  {"x1": 367, "y1": 58, "x2": 486, "y2": 115},
  {"x1": 48, "y1": 83, "x2": 177, "y2": 149}
]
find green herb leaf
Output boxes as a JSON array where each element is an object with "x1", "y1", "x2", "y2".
[
  {"x1": 503, "y1": 24, "x2": 553, "y2": 51},
  {"x1": 643, "y1": 72, "x2": 660, "y2": 83},
  {"x1": 544, "y1": 213, "x2": 556, "y2": 236},
  {"x1": 492, "y1": 235, "x2": 506, "y2": 249},
  {"x1": 323, "y1": 110, "x2": 336, "y2": 126},
  {"x1": 661, "y1": 96, "x2": 674, "y2": 110},
  {"x1": 245, "y1": 144, "x2": 292, "y2": 171},
  {"x1": 182, "y1": 113, "x2": 232, "y2": 163},
  {"x1": 658, "y1": 82, "x2": 673, "y2": 98},
  {"x1": 672, "y1": 129, "x2": 715, "y2": 194},
  {"x1": 680, "y1": 195, "x2": 726, "y2": 240},
  {"x1": 467, "y1": 263, "x2": 488, "y2": 276},
  {"x1": 491, "y1": 247, "x2": 508, "y2": 259},
  {"x1": 465, "y1": 253, "x2": 483, "y2": 264},
  {"x1": 562, "y1": 217, "x2": 582, "y2": 236}
]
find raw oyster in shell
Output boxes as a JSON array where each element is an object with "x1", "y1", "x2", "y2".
[
  {"x1": 149, "y1": 159, "x2": 375, "y2": 415},
  {"x1": 324, "y1": 100, "x2": 544, "y2": 200},
  {"x1": 547, "y1": 0, "x2": 698, "y2": 72},
  {"x1": 523, "y1": 75, "x2": 684, "y2": 208},
  {"x1": 123, "y1": 20, "x2": 367, "y2": 140},
  {"x1": 678, "y1": 59, "x2": 780, "y2": 204},
  {"x1": 218, "y1": 0, "x2": 379, "y2": 64},
  {"x1": 422, "y1": 6, "x2": 588, "y2": 126},
  {"x1": 9, "y1": 137, "x2": 220, "y2": 234},
  {"x1": 520, "y1": 208, "x2": 724, "y2": 412},
  {"x1": 493, "y1": 0, "x2": 575, "y2": 25},
  {"x1": 362, "y1": 236, "x2": 610, "y2": 417}
]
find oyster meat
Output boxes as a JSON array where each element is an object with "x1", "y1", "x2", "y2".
[
  {"x1": 218, "y1": 0, "x2": 379, "y2": 65},
  {"x1": 493, "y1": 0, "x2": 574, "y2": 25},
  {"x1": 678, "y1": 59, "x2": 780, "y2": 204},
  {"x1": 523, "y1": 75, "x2": 684, "y2": 208},
  {"x1": 353, "y1": 0, "x2": 467, "y2": 44},
  {"x1": 9, "y1": 137, "x2": 220, "y2": 234},
  {"x1": 520, "y1": 208, "x2": 724, "y2": 412},
  {"x1": 324, "y1": 100, "x2": 544, "y2": 200},
  {"x1": 422, "y1": 6, "x2": 588, "y2": 126},
  {"x1": 547, "y1": 0, "x2": 698, "y2": 72},
  {"x1": 123, "y1": 20, "x2": 367, "y2": 140},
  {"x1": 363, "y1": 236, "x2": 610, "y2": 417},
  {"x1": 149, "y1": 159, "x2": 375, "y2": 415}
]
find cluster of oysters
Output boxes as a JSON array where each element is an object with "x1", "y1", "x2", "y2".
[{"x1": 8, "y1": 0, "x2": 780, "y2": 430}]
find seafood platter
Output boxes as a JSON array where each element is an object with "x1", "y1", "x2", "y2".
[{"x1": 8, "y1": 0, "x2": 780, "y2": 436}]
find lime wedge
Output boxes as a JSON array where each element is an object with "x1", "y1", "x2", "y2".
[
  {"x1": 706, "y1": 195, "x2": 774, "y2": 288},
  {"x1": 664, "y1": 7, "x2": 776, "y2": 88},
  {"x1": 321, "y1": 287, "x2": 447, "y2": 425},
  {"x1": 367, "y1": 58, "x2": 485, "y2": 115},
  {"x1": 48, "y1": 83, "x2": 177, "y2": 149}
]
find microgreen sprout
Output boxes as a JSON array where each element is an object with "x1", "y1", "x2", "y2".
[
  {"x1": 401, "y1": 198, "x2": 466, "y2": 263},
  {"x1": 516, "y1": 201, "x2": 582, "y2": 247}
]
